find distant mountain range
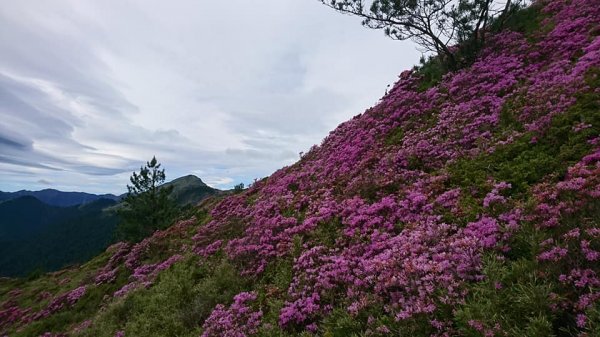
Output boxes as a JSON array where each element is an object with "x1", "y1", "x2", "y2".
[
  {"x1": 0, "y1": 175, "x2": 218, "y2": 277},
  {"x1": 0, "y1": 189, "x2": 120, "y2": 207}
]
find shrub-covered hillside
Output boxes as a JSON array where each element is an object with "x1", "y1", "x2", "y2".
[{"x1": 1, "y1": 0, "x2": 599, "y2": 336}]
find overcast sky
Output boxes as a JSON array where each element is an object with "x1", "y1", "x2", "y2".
[{"x1": 0, "y1": 0, "x2": 419, "y2": 194}]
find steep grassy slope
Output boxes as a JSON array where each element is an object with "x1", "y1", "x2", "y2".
[{"x1": 1, "y1": 0, "x2": 599, "y2": 336}]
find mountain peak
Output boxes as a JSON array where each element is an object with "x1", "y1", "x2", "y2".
[
  {"x1": 163, "y1": 174, "x2": 217, "y2": 206},
  {"x1": 169, "y1": 174, "x2": 207, "y2": 187}
]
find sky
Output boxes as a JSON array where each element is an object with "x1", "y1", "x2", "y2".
[{"x1": 0, "y1": 0, "x2": 420, "y2": 194}]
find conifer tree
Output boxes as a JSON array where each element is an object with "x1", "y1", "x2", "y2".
[
  {"x1": 318, "y1": 0, "x2": 522, "y2": 69},
  {"x1": 117, "y1": 156, "x2": 178, "y2": 242}
]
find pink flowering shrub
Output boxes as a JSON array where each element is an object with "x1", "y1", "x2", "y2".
[
  {"x1": 27, "y1": 286, "x2": 88, "y2": 322},
  {"x1": 528, "y1": 148, "x2": 600, "y2": 326},
  {"x1": 114, "y1": 254, "x2": 184, "y2": 298},
  {"x1": 95, "y1": 242, "x2": 130, "y2": 285},
  {"x1": 200, "y1": 291, "x2": 263, "y2": 337}
]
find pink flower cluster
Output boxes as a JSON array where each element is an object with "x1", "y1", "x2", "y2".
[
  {"x1": 0, "y1": 301, "x2": 30, "y2": 332},
  {"x1": 483, "y1": 182, "x2": 511, "y2": 208},
  {"x1": 28, "y1": 286, "x2": 87, "y2": 322},
  {"x1": 114, "y1": 254, "x2": 183, "y2": 298},
  {"x1": 95, "y1": 242, "x2": 130, "y2": 285},
  {"x1": 201, "y1": 291, "x2": 263, "y2": 337}
]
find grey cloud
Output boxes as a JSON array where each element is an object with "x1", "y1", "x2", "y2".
[
  {"x1": 225, "y1": 148, "x2": 297, "y2": 162},
  {"x1": 0, "y1": 8, "x2": 137, "y2": 118},
  {"x1": 0, "y1": 75, "x2": 78, "y2": 137},
  {"x1": 72, "y1": 165, "x2": 131, "y2": 176},
  {"x1": 0, "y1": 0, "x2": 419, "y2": 193},
  {"x1": 0, "y1": 134, "x2": 31, "y2": 150},
  {"x1": 0, "y1": 155, "x2": 62, "y2": 171}
]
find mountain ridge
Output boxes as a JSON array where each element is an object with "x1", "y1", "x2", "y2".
[
  {"x1": 0, "y1": 174, "x2": 215, "y2": 207},
  {"x1": 0, "y1": 174, "x2": 219, "y2": 277},
  {"x1": 0, "y1": 189, "x2": 120, "y2": 207}
]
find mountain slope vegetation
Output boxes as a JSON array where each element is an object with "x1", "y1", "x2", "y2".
[
  {"x1": 1, "y1": 0, "x2": 599, "y2": 336},
  {"x1": 0, "y1": 197, "x2": 119, "y2": 277}
]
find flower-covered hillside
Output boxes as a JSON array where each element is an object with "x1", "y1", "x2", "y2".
[{"x1": 1, "y1": 0, "x2": 600, "y2": 336}]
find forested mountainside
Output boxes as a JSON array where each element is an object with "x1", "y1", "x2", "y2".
[
  {"x1": 1, "y1": 0, "x2": 599, "y2": 336},
  {"x1": 0, "y1": 197, "x2": 119, "y2": 277}
]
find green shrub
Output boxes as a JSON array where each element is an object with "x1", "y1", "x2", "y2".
[
  {"x1": 448, "y1": 76, "x2": 600, "y2": 195},
  {"x1": 455, "y1": 255, "x2": 556, "y2": 337}
]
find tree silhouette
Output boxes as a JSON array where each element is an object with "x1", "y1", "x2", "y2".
[{"x1": 117, "y1": 156, "x2": 178, "y2": 242}]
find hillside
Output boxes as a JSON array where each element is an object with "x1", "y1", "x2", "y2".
[
  {"x1": 0, "y1": 175, "x2": 218, "y2": 277},
  {"x1": 1, "y1": 0, "x2": 599, "y2": 336},
  {"x1": 0, "y1": 197, "x2": 119, "y2": 277},
  {"x1": 0, "y1": 190, "x2": 120, "y2": 207},
  {"x1": 0, "y1": 196, "x2": 68, "y2": 241}
]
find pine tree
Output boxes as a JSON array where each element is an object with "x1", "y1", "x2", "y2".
[
  {"x1": 318, "y1": 0, "x2": 523, "y2": 69},
  {"x1": 117, "y1": 156, "x2": 178, "y2": 242}
]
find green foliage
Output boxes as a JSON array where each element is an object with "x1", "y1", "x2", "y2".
[
  {"x1": 260, "y1": 259, "x2": 294, "y2": 292},
  {"x1": 448, "y1": 75, "x2": 600, "y2": 195},
  {"x1": 255, "y1": 259, "x2": 296, "y2": 336},
  {"x1": 234, "y1": 183, "x2": 245, "y2": 192},
  {"x1": 117, "y1": 156, "x2": 179, "y2": 242},
  {"x1": 75, "y1": 256, "x2": 248, "y2": 337},
  {"x1": 308, "y1": 218, "x2": 343, "y2": 248},
  {"x1": 384, "y1": 125, "x2": 405, "y2": 145},
  {"x1": 318, "y1": 304, "x2": 437, "y2": 337},
  {"x1": 319, "y1": 0, "x2": 511, "y2": 69},
  {"x1": 413, "y1": 55, "x2": 447, "y2": 92},
  {"x1": 186, "y1": 257, "x2": 249, "y2": 324},
  {"x1": 455, "y1": 255, "x2": 556, "y2": 337},
  {"x1": 321, "y1": 307, "x2": 364, "y2": 337},
  {"x1": 490, "y1": 2, "x2": 544, "y2": 36},
  {"x1": 0, "y1": 198, "x2": 118, "y2": 277}
]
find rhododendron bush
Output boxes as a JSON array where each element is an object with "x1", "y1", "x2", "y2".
[{"x1": 1, "y1": 0, "x2": 599, "y2": 336}]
